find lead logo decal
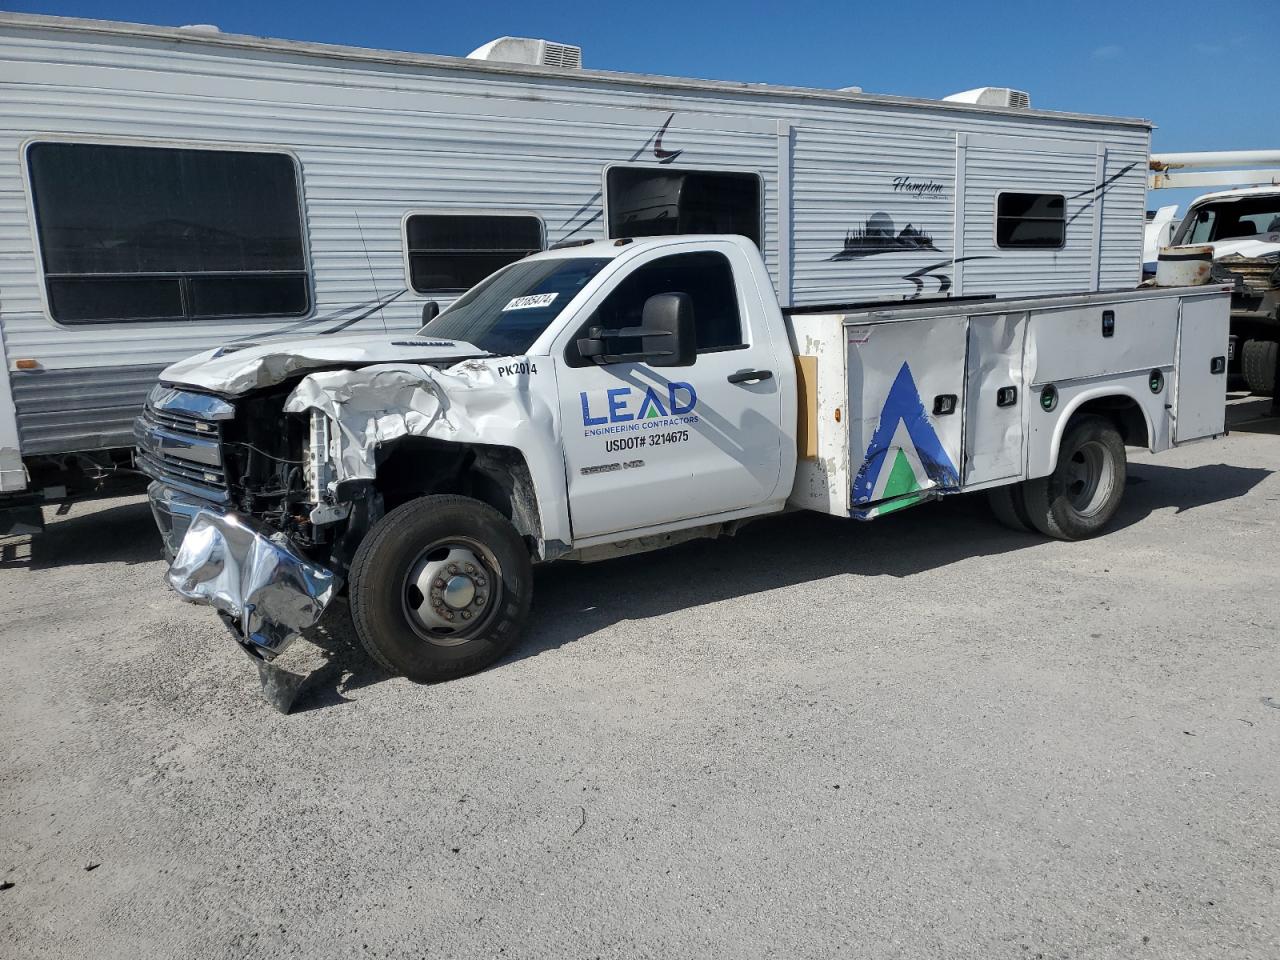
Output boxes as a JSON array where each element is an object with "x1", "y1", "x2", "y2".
[{"x1": 579, "y1": 382, "x2": 699, "y2": 436}]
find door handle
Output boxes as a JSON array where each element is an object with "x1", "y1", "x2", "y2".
[{"x1": 727, "y1": 369, "x2": 773, "y2": 385}]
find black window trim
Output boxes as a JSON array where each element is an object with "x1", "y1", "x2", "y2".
[
  {"x1": 401, "y1": 209, "x2": 547, "y2": 296},
  {"x1": 560, "y1": 244, "x2": 751, "y2": 368},
  {"x1": 601, "y1": 162, "x2": 766, "y2": 250},
  {"x1": 993, "y1": 190, "x2": 1068, "y2": 251},
  {"x1": 23, "y1": 137, "x2": 314, "y2": 328}
]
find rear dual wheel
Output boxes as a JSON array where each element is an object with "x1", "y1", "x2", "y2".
[
  {"x1": 1240, "y1": 339, "x2": 1278, "y2": 397},
  {"x1": 987, "y1": 416, "x2": 1126, "y2": 541},
  {"x1": 349, "y1": 494, "x2": 533, "y2": 681}
]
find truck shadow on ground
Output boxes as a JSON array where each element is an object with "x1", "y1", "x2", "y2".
[
  {"x1": 511, "y1": 460, "x2": 1272, "y2": 665},
  {"x1": 0, "y1": 496, "x2": 160, "y2": 571},
  {"x1": 289, "y1": 458, "x2": 1271, "y2": 710}
]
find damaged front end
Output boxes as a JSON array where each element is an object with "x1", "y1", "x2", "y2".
[
  {"x1": 137, "y1": 379, "x2": 383, "y2": 711},
  {"x1": 137, "y1": 341, "x2": 552, "y2": 710}
]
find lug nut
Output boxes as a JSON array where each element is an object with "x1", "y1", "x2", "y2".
[
  {"x1": 448, "y1": 564, "x2": 459, "y2": 574},
  {"x1": 474, "y1": 576, "x2": 486, "y2": 587},
  {"x1": 475, "y1": 594, "x2": 486, "y2": 605},
  {"x1": 434, "y1": 578, "x2": 445, "y2": 588},
  {"x1": 465, "y1": 563, "x2": 476, "y2": 574},
  {"x1": 461, "y1": 611, "x2": 471, "y2": 620},
  {"x1": 444, "y1": 611, "x2": 454, "y2": 621}
]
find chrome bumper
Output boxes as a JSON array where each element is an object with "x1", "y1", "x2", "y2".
[
  {"x1": 167, "y1": 507, "x2": 338, "y2": 659},
  {"x1": 148, "y1": 481, "x2": 217, "y2": 560}
]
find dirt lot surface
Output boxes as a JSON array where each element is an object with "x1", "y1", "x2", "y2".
[{"x1": 2, "y1": 401, "x2": 1278, "y2": 959}]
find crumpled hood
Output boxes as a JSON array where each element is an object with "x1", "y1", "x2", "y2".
[{"x1": 159, "y1": 332, "x2": 483, "y2": 395}]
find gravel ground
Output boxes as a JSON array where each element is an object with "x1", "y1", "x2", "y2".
[{"x1": 2, "y1": 402, "x2": 1278, "y2": 960}]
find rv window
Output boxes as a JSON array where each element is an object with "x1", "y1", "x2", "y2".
[
  {"x1": 566, "y1": 251, "x2": 745, "y2": 366},
  {"x1": 27, "y1": 142, "x2": 308, "y2": 324},
  {"x1": 995, "y1": 192, "x2": 1066, "y2": 249},
  {"x1": 406, "y1": 214, "x2": 544, "y2": 293},
  {"x1": 606, "y1": 168, "x2": 761, "y2": 245}
]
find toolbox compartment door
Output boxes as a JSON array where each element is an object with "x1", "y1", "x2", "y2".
[
  {"x1": 1029, "y1": 299, "x2": 1179, "y2": 385},
  {"x1": 846, "y1": 315, "x2": 967, "y2": 513},
  {"x1": 1173, "y1": 293, "x2": 1230, "y2": 443},
  {"x1": 963, "y1": 311, "x2": 1028, "y2": 486}
]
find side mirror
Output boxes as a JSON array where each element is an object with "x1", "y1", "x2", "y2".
[
  {"x1": 421, "y1": 300, "x2": 440, "y2": 324},
  {"x1": 639, "y1": 292, "x2": 695, "y2": 367},
  {"x1": 573, "y1": 292, "x2": 696, "y2": 366}
]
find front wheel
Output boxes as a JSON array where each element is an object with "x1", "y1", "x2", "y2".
[
  {"x1": 349, "y1": 494, "x2": 533, "y2": 682},
  {"x1": 1020, "y1": 416, "x2": 1127, "y2": 541}
]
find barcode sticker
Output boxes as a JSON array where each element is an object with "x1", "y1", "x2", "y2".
[{"x1": 503, "y1": 293, "x2": 558, "y2": 311}]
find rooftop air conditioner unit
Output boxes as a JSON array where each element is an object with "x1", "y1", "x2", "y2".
[
  {"x1": 942, "y1": 87, "x2": 1030, "y2": 109},
  {"x1": 467, "y1": 37, "x2": 583, "y2": 70}
]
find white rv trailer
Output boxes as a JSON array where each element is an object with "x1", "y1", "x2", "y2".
[{"x1": 0, "y1": 12, "x2": 1150, "y2": 528}]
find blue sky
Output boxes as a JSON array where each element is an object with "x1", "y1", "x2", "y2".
[{"x1": 11, "y1": 0, "x2": 1279, "y2": 210}]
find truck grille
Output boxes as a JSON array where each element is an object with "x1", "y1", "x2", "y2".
[{"x1": 134, "y1": 387, "x2": 235, "y2": 503}]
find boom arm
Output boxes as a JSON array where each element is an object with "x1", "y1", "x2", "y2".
[{"x1": 1149, "y1": 150, "x2": 1280, "y2": 190}]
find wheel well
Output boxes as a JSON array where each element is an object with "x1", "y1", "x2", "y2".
[
  {"x1": 373, "y1": 438, "x2": 544, "y2": 554},
  {"x1": 1069, "y1": 395, "x2": 1150, "y2": 448}
]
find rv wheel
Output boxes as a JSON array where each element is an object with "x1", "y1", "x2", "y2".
[
  {"x1": 349, "y1": 494, "x2": 533, "y2": 682},
  {"x1": 1021, "y1": 416, "x2": 1127, "y2": 541}
]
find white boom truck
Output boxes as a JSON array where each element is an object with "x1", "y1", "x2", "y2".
[
  {"x1": 138, "y1": 235, "x2": 1230, "y2": 709},
  {"x1": 1149, "y1": 151, "x2": 1280, "y2": 399}
]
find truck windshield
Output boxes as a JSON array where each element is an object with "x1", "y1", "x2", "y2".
[
  {"x1": 420, "y1": 257, "x2": 612, "y2": 355},
  {"x1": 1176, "y1": 195, "x2": 1280, "y2": 245}
]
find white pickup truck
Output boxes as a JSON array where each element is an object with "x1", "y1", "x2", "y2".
[{"x1": 136, "y1": 235, "x2": 1230, "y2": 707}]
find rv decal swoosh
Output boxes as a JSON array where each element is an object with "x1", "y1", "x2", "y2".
[
  {"x1": 901, "y1": 256, "x2": 993, "y2": 299},
  {"x1": 653, "y1": 113, "x2": 683, "y2": 164}
]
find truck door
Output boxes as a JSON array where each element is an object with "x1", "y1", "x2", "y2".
[{"x1": 553, "y1": 243, "x2": 784, "y2": 540}]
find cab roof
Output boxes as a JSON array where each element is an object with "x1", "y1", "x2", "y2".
[{"x1": 1187, "y1": 185, "x2": 1280, "y2": 207}]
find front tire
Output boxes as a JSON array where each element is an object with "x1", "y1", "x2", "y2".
[
  {"x1": 1021, "y1": 416, "x2": 1126, "y2": 541},
  {"x1": 349, "y1": 494, "x2": 533, "y2": 682}
]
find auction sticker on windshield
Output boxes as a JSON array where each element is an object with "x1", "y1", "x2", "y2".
[{"x1": 503, "y1": 293, "x2": 558, "y2": 311}]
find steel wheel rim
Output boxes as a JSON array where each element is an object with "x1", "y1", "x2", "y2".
[
  {"x1": 401, "y1": 536, "x2": 503, "y2": 647},
  {"x1": 1064, "y1": 440, "x2": 1115, "y2": 518}
]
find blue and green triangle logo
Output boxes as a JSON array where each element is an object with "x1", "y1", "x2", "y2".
[
  {"x1": 852, "y1": 362, "x2": 959, "y2": 506},
  {"x1": 637, "y1": 388, "x2": 668, "y2": 420}
]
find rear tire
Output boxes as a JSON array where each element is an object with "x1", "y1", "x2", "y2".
[
  {"x1": 1021, "y1": 416, "x2": 1126, "y2": 541},
  {"x1": 1240, "y1": 338, "x2": 1278, "y2": 396},
  {"x1": 349, "y1": 494, "x2": 533, "y2": 682},
  {"x1": 987, "y1": 484, "x2": 1033, "y2": 532}
]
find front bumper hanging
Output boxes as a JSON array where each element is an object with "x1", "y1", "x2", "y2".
[{"x1": 168, "y1": 508, "x2": 339, "y2": 661}]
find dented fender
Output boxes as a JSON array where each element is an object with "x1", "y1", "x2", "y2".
[{"x1": 282, "y1": 357, "x2": 572, "y2": 551}]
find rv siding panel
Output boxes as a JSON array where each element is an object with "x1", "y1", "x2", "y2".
[
  {"x1": 11, "y1": 364, "x2": 164, "y2": 453},
  {"x1": 0, "y1": 16, "x2": 1149, "y2": 459},
  {"x1": 792, "y1": 126, "x2": 957, "y2": 304}
]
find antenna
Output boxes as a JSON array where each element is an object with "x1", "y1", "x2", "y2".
[{"x1": 353, "y1": 209, "x2": 389, "y2": 335}]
